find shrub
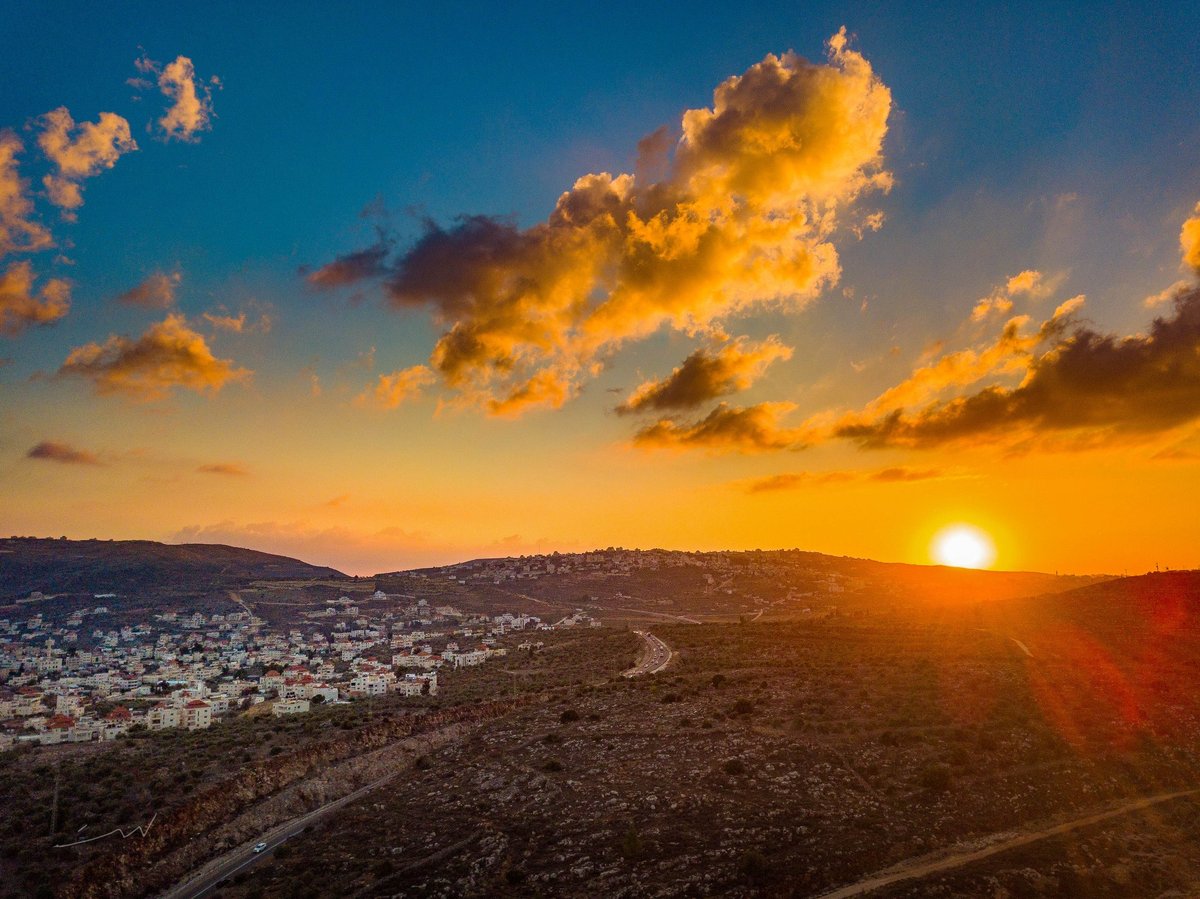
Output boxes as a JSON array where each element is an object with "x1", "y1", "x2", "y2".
[
  {"x1": 543, "y1": 759, "x2": 564, "y2": 772},
  {"x1": 919, "y1": 763, "x2": 952, "y2": 792},
  {"x1": 723, "y1": 758, "x2": 747, "y2": 776},
  {"x1": 560, "y1": 709, "x2": 580, "y2": 724},
  {"x1": 739, "y1": 849, "x2": 769, "y2": 884}
]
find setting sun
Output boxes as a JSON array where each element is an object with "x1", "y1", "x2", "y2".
[{"x1": 932, "y1": 524, "x2": 997, "y2": 569}]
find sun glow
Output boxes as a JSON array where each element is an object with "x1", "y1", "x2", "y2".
[{"x1": 932, "y1": 524, "x2": 996, "y2": 569}]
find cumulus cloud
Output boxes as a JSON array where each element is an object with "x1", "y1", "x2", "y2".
[
  {"x1": 743, "y1": 465, "x2": 942, "y2": 493},
  {"x1": 37, "y1": 107, "x2": 137, "y2": 217},
  {"x1": 197, "y1": 462, "x2": 249, "y2": 476},
  {"x1": 0, "y1": 260, "x2": 71, "y2": 336},
  {"x1": 116, "y1": 270, "x2": 180, "y2": 308},
  {"x1": 137, "y1": 55, "x2": 215, "y2": 142},
  {"x1": 970, "y1": 269, "x2": 1056, "y2": 322},
  {"x1": 313, "y1": 29, "x2": 891, "y2": 416},
  {"x1": 26, "y1": 440, "x2": 102, "y2": 466},
  {"x1": 616, "y1": 335, "x2": 792, "y2": 414},
  {"x1": 1182, "y1": 203, "x2": 1200, "y2": 275},
  {"x1": 632, "y1": 401, "x2": 801, "y2": 452},
  {"x1": 0, "y1": 131, "x2": 52, "y2": 257},
  {"x1": 57, "y1": 313, "x2": 249, "y2": 400},
  {"x1": 833, "y1": 288, "x2": 1200, "y2": 449},
  {"x1": 357, "y1": 364, "x2": 436, "y2": 409}
]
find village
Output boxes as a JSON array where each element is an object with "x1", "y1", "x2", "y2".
[{"x1": 0, "y1": 590, "x2": 600, "y2": 751}]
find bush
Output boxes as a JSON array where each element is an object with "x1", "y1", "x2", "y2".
[
  {"x1": 732, "y1": 699, "x2": 754, "y2": 716},
  {"x1": 621, "y1": 823, "x2": 642, "y2": 858},
  {"x1": 543, "y1": 758, "x2": 563, "y2": 772},
  {"x1": 739, "y1": 849, "x2": 769, "y2": 884},
  {"x1": 560, "y1": 709, "x2": 580, "y2": 724},
  {"x1": 723, "y1": 758, "x2": 747, "y2": 776}
]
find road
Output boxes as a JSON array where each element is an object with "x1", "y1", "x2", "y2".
[
  {"x1": 816, "y1": 787, "x2": 1200, "y2": 898},
  {"x1": 159, "y1": 769, "x2": 405, "y2": 899},
  {"x1": 623, "y1": 631, "x2": 673, "y2": 677}
]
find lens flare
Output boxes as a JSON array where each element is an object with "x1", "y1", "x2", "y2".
[{"x1": 932, "y1": 524, "x2": 996, "y2": 569}]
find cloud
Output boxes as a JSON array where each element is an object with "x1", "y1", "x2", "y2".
[
  {"x1": 832, "y1": 288, "x2": 1200, "y2": 449},
  {"x1": 0, "y1": 131, "x2": 53, "y2": 257},
  {"x1": 315, "y1": 29, "x2": 891, "y2": 416},
  {"x1": 26, "y1": 440, "x2": 102, "y2": 466},
  {"x1": 1143, "y1": 279, "x2": 1191, "y2": 309},
  {"x1": 116, "y1": 270, "x2": 180, "y2": 308},
  {"x1": 139, "y1": 55, "x2": 215, "y2": 142},
  {"x1": 632, "y1": 401, "x2": 801, "y2": 452},
  {"x1": 304, "y1": 238, "x2": 391, "y2": 289},
  {"x1": 201, "y1": 310, "x2": 273, "y2": 333},
  {"x1": 743, "y1": 465, "x2": 942, "y2": 493},
  {"x1": 970, "y1": 269, "x2": 1057, "y2": 322},
  {"x1": 197, "y1": 462, "x2": 249, "y2": 476},
  {"x1": 616, "y1": 335, "x2": 792, "y2": 414},
  {"x1": 0, "y1": 260, "x2": 71, "y2": 336},
  {"x1": 57, "y1": 312, "x2": 250, "y2": 400},
  {"x1": 357, "y1": 364, "x2": 435, "y2": 409},
  {"x1": 1182, "y1": 202, "x2": 1200, "y2": 275},
  {"x1": 37, "y1": 107, "x2": 137, "y2": 217}
]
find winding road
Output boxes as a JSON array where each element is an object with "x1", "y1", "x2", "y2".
[{"x1": 623, "y1": 630, "x2": 673, "y2": 677}]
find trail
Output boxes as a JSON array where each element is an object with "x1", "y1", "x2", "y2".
[{"x1": 816, "y1": 787, "x2": 1200, "y2": 898}]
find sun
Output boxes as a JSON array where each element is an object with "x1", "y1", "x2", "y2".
[{"x1": 931, "y1": 524, "x2": 996, "y2": 569}]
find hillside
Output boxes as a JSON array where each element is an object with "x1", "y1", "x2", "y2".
[
  {"x1": 375, "y1": 548, "x2": 1109, "y2": 623},
  {"x1": 0, "y1": 536, "x2": 345, "y2": 602}
]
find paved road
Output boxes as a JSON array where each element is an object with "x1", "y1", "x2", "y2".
[
  {"x1": 623, "y1": 631, "x2": 673, "y2": 677},
  {"x1": 816, "y1": 787, "x2": 1200, "y2": 898},
  {"x1": 159, "y1": 770, "x2": 403, "y2": 899}
]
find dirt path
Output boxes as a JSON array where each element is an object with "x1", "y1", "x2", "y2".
[{"x1": 817, "y1": 787, "x2": 1200, "y2": 898}]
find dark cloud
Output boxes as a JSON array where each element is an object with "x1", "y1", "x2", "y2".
[
  {"x1": 27, "y1": 440, "x2": 102, "y2": 466},
  {"x1": 633, "y1": 402, "x2": 800, "y2": 452},
  {"x1": 116, "y1": 270, "x2": 180, "y2": 308},
  {"x1": 197, "y1": 462, "x2": 249, "y2": 476},
  {"x1": 836, "y1": 290, "x2": 1200, "y2": 449},
  {"x1": 616, "y1": 336, "x2": 791, "y2": 414},
  {"x1": 303, "y1": 238, "x2": 391, "y2": 290}
]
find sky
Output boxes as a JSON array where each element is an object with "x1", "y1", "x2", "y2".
[{"x1": 2, "y1": 2, "x2": 1199, "y2": 576}]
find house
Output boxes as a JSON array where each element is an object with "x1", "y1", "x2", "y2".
[
  {"x1": 273, "y1": 698, "x2": 310, "y2": 716},
  {"x1": 147, "y1": 705, "x2": 182, "y2": 730},
  {"x1": 182, "y1": 700, "x2": 212, "y2": 730}
]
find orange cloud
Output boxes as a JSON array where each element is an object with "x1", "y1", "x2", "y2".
[
  {"x1": 139, "y1": 55, "x2": 215, "y2": 142},
  {"x1": 970, "y1": 269, "x2": 1057, "y2": 322},
  {"x1": 117, "y1": 270, "x2": 181, "y2": 308},
  {"x1": 358, "y1": 364, "x2": 435, "y2": 409},
  {"x1": 1144, "y1": 279, "x2": 1191, "y2": 309},
  {"x1": 26, "y1": 440, "x2": 102, "y2": 466},
  {"x1": 58, "y1": 313, "x2": 250, "y2": 400},
  {"x1": 37, "y1": 107, "x2": 137, "y2": 217},
  {"x1": 315, "y1": 29, "x2": 892, "y2": 416},
  {"x1": 201, "y1": 310, "x2": 273, "y2": 333},
  {"x1": 617, "y1": 335, "x2": 792, "y2": 413},
  {"x1": 632, "y1": 401, "x2": 801, "y2": 452},
  {"x1": 0, "y1": 260, "x2": 71, "y2": 336},
  {"x1": 0, "y1": 131, "x2": 52, "y2": 257},
  {"x1": 1182, "y1": 202, "x2": 1200, "y2": 275}
]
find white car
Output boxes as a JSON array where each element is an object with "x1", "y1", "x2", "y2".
[{"x1": 252, "y1": 842, "x2": 268, "y2": 854}]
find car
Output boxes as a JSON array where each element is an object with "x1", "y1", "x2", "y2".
[{"x1": 252, "y1": 842, "x2": 268, "y2": 854}]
